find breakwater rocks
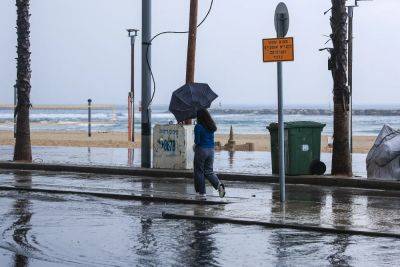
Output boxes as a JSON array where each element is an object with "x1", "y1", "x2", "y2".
[
  {"x1": 210, "y1": 109, "x2": 400, "y2": 116},
  {"x1": 0, "y1": 104, "x2": 115, "y2": 110}
]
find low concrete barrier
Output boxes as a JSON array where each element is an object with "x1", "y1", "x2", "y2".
[
  {"x1": 162, "y1": 212, "x2": 400, "y2": 239},
  {"x1": 0, "y1": 185, "x2": 229, "y2": 205},
  {"x1": 1, "y1": 161, "x2": 400, "y2": 191}
]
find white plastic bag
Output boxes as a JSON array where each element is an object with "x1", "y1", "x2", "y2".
[{"x1": 367, "y1": 125, "x2": 400, "y2": 180}]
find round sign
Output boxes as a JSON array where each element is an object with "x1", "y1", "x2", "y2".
[{"x1": 274, "y1": 2, "x2": 289, "y2": 38}]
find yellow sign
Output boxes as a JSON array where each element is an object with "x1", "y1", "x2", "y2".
[{"x1": 263, "y1": 37, "x2": 294, "y2": 62}]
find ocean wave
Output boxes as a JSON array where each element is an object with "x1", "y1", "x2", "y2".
[
  {"x1": 31, "y1": 113, "x2": 111, "y2": 119},
  {"x1": 1, "y1": 108, "x2": 400, "y2": 135},
  {"x1": 209, "y1": 108, "x2": 400, "y2": 116},
  {"x1": 0, "y1": 114, "x2": 13, "y2": 119}
]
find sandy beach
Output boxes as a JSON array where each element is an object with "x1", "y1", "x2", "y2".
[{"x1": 0, "y1": 131, "x2": 376, "y2": 153}]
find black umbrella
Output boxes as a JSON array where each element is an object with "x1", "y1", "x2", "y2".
[{"x1": 169, "y1": 83, "x2": 218, "y2": 122}]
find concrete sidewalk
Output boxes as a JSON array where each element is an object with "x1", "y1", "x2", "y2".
[{"x1": 1, "y1": 168, "x2": 400, "y2": 237}]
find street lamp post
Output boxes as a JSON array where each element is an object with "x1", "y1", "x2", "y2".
[
  {"x1": 127, "y1": 29, "x2": 139, "y2": 143},
  {"x1": 348, "y1": 5, "x2": 354, "y2": 154},
  {"x1": 347, "y1": 0, "x2": 372, "y2": 154}
]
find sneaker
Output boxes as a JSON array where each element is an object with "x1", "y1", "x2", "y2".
[
  {"x1": 196, "y1": 193, "x2": 207, "y2": 200},
  {"x1": 218, "y1": 183, "x2": 226, "y2": 198}
]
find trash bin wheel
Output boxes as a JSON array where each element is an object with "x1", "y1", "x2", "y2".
[{"x1": 309, "y1": 160, "x2": 326, "y2": 175}]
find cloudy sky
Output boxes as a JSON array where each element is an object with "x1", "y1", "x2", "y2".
[{"x1": 0, "y1": 0, "x2": 399, "y2": 107}]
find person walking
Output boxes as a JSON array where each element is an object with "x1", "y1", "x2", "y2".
[{"x1": 194, "y1": 109, "x2": 225, "y2": 199}]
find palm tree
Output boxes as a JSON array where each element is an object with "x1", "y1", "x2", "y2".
[
  {"x1": 330, "y1": 0, "x2": 352, "y2": 176},
  {"x1": 13, "y1": 0, "x2": 32, "y2": 161}
]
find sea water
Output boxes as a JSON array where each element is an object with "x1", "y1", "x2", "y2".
[{"x1": 1, "y1": 105, "x2": 399, "y2": 135}]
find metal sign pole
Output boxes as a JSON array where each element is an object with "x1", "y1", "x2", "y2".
[
  {"x1": 263, "y1": 2, "x2": 293, "y2": 202},
  {"x1": 277, "y1": 59, "x2": 285, "y2": 202},
  {"x1": 275, "y1": 3, "x2": 289, "y2": 203}
]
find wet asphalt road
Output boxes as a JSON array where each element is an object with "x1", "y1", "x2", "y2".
[{"x1": 1, "y1": 169, "x2": 400, "y2": 266}]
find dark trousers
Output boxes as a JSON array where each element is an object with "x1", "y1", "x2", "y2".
[{"x1": 194, "y1": 146, "x2": 220, "y2": 194}]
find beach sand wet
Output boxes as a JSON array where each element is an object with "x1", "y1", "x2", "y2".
[{"x1": 0, "y1": 131, "x2": 376, "y2": 153}]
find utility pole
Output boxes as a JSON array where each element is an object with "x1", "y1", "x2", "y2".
[
  {"x1": 141, "y1": 0, "x2": 152, "y2": 168},
  {"x1": 184, "y1": 0, "x2": 199, "y2": 125},
  {"x1": 127, "y1": 29, "x2": 138, "y2": 143}
]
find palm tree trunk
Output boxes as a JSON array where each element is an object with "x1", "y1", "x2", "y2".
[
  {"x1": 13, "y1": 0, "x2": 32, "y2": 162},
  {"x1": 330, "y1": 0, "x2": 352, "y2": 176}
]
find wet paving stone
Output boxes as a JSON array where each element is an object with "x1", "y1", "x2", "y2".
[{"x1": 1, "y1": 170, "x2": 400, "y2": 266}]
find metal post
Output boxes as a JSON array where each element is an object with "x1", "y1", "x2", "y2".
[
  {"x1": 348, "y1": 6, "x2": 354, "y2": 154},
  {"x1": 141, "y1": 0, "x2": 152, "y2": 168},
  {"x1": 128, "y1": 93, "x2": 132, "y2": 142},
  {"x1": 277, "y1": 14, "x2": 286, "y2": 203},
  {"x1": 131, "y1": 52, "x2": 135, "y2": 142},
  {"x1": 128, "y1": 148, "x2": 134, "y2": 166},
  {"x1": 13, "y1": 85, "x2": 17, "y2": 139},
  {"x1": 88, "y1": 99, "x2": 92, "y2": 137},
  {"x1": 347, "y1": 0, "x2": 373, "y2": 153},
  {"x1": 184, "y1": 0, "x2": 199, "y2": 125},
  {"x1": 128, "y1": 29, "x2": 138, "y2": 143},
  {"x1": 277, "y1": 61, "x2": 285, "y2": 203}
]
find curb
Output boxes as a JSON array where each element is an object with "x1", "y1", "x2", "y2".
[
  {"x1": 162, "y1": 212, "x2": 400, "y2": 239},
  {"x1": 1, "y1": 161, "x2": 400, "y2": 191},
  {"x1": 0, "y1": 186, "x2": 229, "y2": 205}
]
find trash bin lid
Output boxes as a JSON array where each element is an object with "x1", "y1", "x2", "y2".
[{"x1": 267, "y1": 121, "x2": 326, "y2": 130}]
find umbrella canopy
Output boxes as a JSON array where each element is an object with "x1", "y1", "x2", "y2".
[{"x1": 169, "y1": 83, "x2": 218, "y2": 122}]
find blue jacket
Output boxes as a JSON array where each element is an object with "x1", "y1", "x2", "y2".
[{"x1": 194, "y1": 123, "x2": 215, "y2": 148}]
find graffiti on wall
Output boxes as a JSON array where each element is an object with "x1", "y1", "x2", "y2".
[
  {"x1": 157, "y1": 129, "x2": 179, "y2": 153},
  {"x1": 158, "y1": 139, "x2": 176, "y2": 152}
]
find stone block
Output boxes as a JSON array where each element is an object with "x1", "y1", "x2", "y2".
[{"x1": 153, "y1": 124, "x2": 194, "y2": 170}]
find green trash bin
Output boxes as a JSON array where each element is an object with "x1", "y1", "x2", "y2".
[{"x1": 267, "y1": 121, "x2": 326, "y2": 176}]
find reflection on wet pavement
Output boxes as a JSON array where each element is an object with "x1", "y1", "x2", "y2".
[
  {"x1": 0, "y1": 172, "x2": 32, "y2": 266},
  {"x1": 0, "y1": 146, "x2": 367, "y2": 176},
  {"x1": 1, "y1": 170, "x2": 400, "y2": 266}
]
